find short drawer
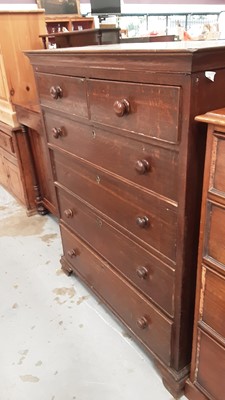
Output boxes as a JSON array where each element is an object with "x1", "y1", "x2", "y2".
[
  {"x1": 44, "y1": 111, "x2": 178, "y2": 201},
  {"x1": 57, "y1": 187, "x2": 175, "y2": 316},
  {"x1": 0, "y1": 130, "x2": 14, "y2": 154},
  {"x1": 53, "y1": 151, "x2": 177, "y2": 263},
  {"x1": 200, "y1": 266, "x2": 225, "y2": 339},
  {"x1": 36, "y1": 73, "x2": 88, "y2": 118},
  {"x1": 204, "y1": 201, "x2": 225, "y2": 268},
  {"x1": 88, "y1": 79, "x2": 181, "y2": 143},
  {"x1": 209, "y1": 132, "x2": 225, "y2": 197},
  {"x1": 61, "y1": 224, "x2": 173, "y2": 366},
  {"x1": 195, "y1": 329, "x2": 225, "y2": 400}
]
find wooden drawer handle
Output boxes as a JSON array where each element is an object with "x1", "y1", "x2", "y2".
[
  {"x1": 137, "y1": 316, "x2": 148, "y2": 329},
  {"x1": 135, "y1": 160, "x2": 150, "y2": 175},
  {"x1": 67, "y1": 249, "x2": 77, "y2": 258},
  {"x1": 136, "y1": 216, "x2": 149, "y2": 228},
  {"x1": 136, "y1": 266, "x2": 148, "y2": 279},
  {"x1": 50, "y1": 85, "x2": 63, "y2": 99},
  {"x1": 64, "y1": 209, "x2": 73, "y2": 218},
  {"x1": 52, "y1": 127, "x2": 63, "y2": 139},
  {"x1": 113, "y1": 99, "x2": 130, "y2": 117}
]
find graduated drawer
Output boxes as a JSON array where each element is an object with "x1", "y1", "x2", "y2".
[
  {"x1": 36, "y1": 73, "x2": 88, "y2": 118},
  {"x1": 44, "y1": 111, "x2": 178, "y2": 202},
  {"x1": 209, "y1": 131, "x2": 225, "y2": 198},
  {"x1": 88, "y1": 79, "x2": 181, "y2": 143},
  {"x1": 53, "y1": 151, "x2": 177, "y2": 263},
  {"x1": 203, "y1": 201, "x2": 225, "y2": 268},
  {"x1": 195, "y1": 329, "x2": 225, "y2": 400},
  {"x1": 61, "y1": 224, "x2": 173, "y2": 366},
  {"x1": 0, "y1": 130, "x2": 14, "y2": 154},
  {"x1": 57, "y1": 187, "x2": 175, "y2": 316},
  {"x1": 199, "y1": 266, "x2": 225, "y2": 339}
]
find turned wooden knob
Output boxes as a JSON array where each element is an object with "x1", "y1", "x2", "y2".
[
  {"x1": 135, "y1": 160, "x2": 150, "y2": 175},
  {"x1": 137, "y1": 316, "x2": 148, "y2": 329},
  {"x1": 136, "y1": 216, "x2": 149, "y2": 228},
  {"x1": 113, "y1": 99, "x2": 130, "y2": 117},
  {"x1": 67, "y1": 249, "x2": 76, "y2": 258},
  {"x1": 64, "y1": 209, "x2": 73, "y2": 218},
  {"x1": 136, "y1": 266, "x2": 148, "y2": 279},
  {"x1": 50, "y1": 85, "x2": 63, "y2": 99},
  {"x1": 52, "y1": 127, "x2": 63, "y2": 139}
]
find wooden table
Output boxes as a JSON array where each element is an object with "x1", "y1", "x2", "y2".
[{"x1": 40, "y1": 28, "x2": 120, "y2": 48}]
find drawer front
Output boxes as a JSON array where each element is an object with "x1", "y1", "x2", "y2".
[
  {"x1": 53, "y1": 151, "x2": 177, "y2": 263},
  {"x1": 44, "y1": 111, "x2": 179, "y2": 201},
  {"x1": 204, "y1": 201, "x2": 225, "y2": 268},
  {"x1": 57, "y1": 187, "x2": 175, "y2": 316},
  {"x1": 200, "y1": 266, "x2": 225, "y2": 338},
  {"x1": 61, "y1": 224, "x2": 173, "y2": 365},
  {"x1": 0, "y1": 130, "x2": 14, "y2": 154},
  {"x1": 209, "y1": 132, "x2": 225, "y2": 197},
  {"x1": 88, "y1": 79, "x2": 181, "y2": 143},
  {"x1": 36, "y1": 73, "x2": 88, "y2": 118},
  {"x1": 195, "y1": 330, "x2": 225, "y2": 400}
]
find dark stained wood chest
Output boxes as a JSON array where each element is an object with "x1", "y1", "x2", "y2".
[
  {"x1": 186, "y1": 108, "x2": 225, "y2": 400},
  {"x1": 26, "y1": 41, "x2": 225, "y2": 397}
]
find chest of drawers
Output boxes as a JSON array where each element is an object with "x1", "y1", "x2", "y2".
[
  {"x1": 186, "y1": 108, "x2": 225, "y2": 400},
  {"x1": 27, "y1": 41, "x2": 225, "y2": 397}
]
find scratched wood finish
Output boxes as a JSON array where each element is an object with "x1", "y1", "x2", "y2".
[
  {"x1": 27, "y1": 43, "x2": 225, "y2": 398},
  {"x1": 56, "y1": 186, "x2": 175, "y2": 316},
  {"x1": 61, "y1": 223, "x2": 173, "y2": 366},
  {"x1": 186, "y1": 108, "x2": 225, "y2": 400},
  {"x1": 44, "y1": 110, "x2": 179, "y2": 201}
]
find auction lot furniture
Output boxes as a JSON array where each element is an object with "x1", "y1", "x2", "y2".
[
  {"x1": 26, "y1": 41, "x2": 225, "y2": 397},
  {"x1": 186, "y1": 108, "x2": 225, "y2": 400}
]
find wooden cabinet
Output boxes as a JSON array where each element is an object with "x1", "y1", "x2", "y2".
[
  {"x1": 42, "y1": 15, "x2": 95, "y2": 49},
  {"x1": 45, "y1": 14, "x2": 94, "y2": 34},
  {"x1": 0, "y1": 10, "x2": 57, "y2": 215},
  {"x1": 26, "y1": 41, "x2": 225, "y2": 397},
  {"x1": 0, "y1": 122, "x2": 25, "y2": 204},
  {"x1": 186, "y1": 108, "x2": 225, "y2": 400},
  {"x1": 0, "y1": 10, "x2": 46, "y2": 127}
]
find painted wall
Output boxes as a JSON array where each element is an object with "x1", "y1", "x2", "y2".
[
  {"x1": 80, "y1": 1, "x2": 225, "y2": 15},
  {"x1": 0, "y1": 0, "x2": 37, "y2": 10}
]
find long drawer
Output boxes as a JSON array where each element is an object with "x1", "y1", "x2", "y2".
[
  {"x1": 53, "y1": 150, "x2": 177, "y2": 263},
  {"x1": 195, "y1": 329, "x2": 225, "y2": 400},
  {"x1": 57, "y1": 187, "x2": 175, "y2": 316},
  {"x1": 0, "y1": 130, "x2": 14, "y2": 154},
  {"x1": 199, "y1": 266, "x2": 225, "y2": 339},
  {"x1": 204, "y1": 201, "x2": 225, "y2": 268},
  {"x1": 88, "y1": 79, "x2": 181, "y2": 143},
  {"x1": 61, "y1": 224, "x2": 173, "y2": 366},
  {"x1": 36, "y1": 72, "x2": 88, "y2": 118},
  {"x1": 209, "y1": 131, "x2": 225, "y2": 198},
  {"x1": 44, "y1": 110, "x2": 178, "y2": 202}
]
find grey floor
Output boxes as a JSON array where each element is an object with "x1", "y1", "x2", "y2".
[{"x1": 0, "y1": 185, "x2": 187, "y2": 400}]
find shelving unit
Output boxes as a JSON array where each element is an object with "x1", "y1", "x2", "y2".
[{"x1": 45, "y1": 15, "x2": 95, "y2": 34}]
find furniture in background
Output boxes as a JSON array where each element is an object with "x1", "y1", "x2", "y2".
[
  {"x1": 0, "y1": 10, "x2": 57, "y2": 215},
  {"x1": 40, "y1": 28, "x2": 120, "y2": 49},
  {"x1": 120, "y1": 35, "x2": 175, "y2": 43},
  {"x1": 45, "y1": 14, "x2": 94, "y2": 34},
  {"x1": 26, "y1": 41, "x2": 225, "y2": 397},
  {"x1": 185, "y1": 108, "x2": 225, "y2": 400},
  {"x1": 0, "y1": 121, "x2": 25, "y2": 204}
]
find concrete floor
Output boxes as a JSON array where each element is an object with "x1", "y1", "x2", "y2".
[{"x1": 0, "y1": 185, "x2": 187, "y2": 400}]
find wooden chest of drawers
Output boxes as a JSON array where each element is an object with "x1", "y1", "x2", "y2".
[
  {"x1": 186, "y1": 108, "x2": 225, "y2": 400},
  {"x1": 27, "y1": 41, "x2": 225, "y2": 397}
]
